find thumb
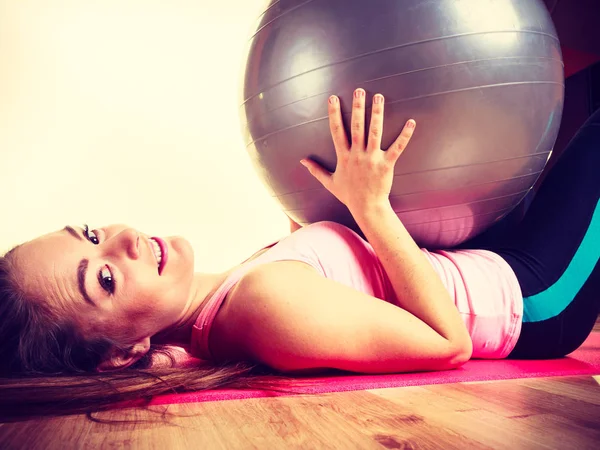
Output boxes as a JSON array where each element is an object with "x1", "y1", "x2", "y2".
[{"x1": 300, "y1": 159, "x2": 333, "y2": 190}]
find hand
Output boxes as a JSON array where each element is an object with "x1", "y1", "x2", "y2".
[{"x1": 300, "y1": 88, "x2": 416, "y2": 215}]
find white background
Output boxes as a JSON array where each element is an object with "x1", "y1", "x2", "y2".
[{"x1": 0, "y1": 0, "x2": 290, "y2": 272}]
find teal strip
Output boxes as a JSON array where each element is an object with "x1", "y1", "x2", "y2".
[{"x1": 523, "y1": 200, "x2": 600, "y2": 322}]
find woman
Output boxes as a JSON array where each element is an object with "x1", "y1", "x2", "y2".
[{"x1": 1, "y1": 89, "x2": 598, "y2": 419}]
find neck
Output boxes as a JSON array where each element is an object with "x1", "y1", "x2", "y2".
[
  {"x1": 153, "y1": 269, "x2": 235, "y2": 347},
  {"x1": 152, "y1": 244, "x2": 273, "y2": 348}
]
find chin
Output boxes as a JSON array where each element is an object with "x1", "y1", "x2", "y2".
[{"x1": 169, "y1": 235, "x2": 195, "y2": 266}]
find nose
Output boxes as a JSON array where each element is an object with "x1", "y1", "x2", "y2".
[{"x1": 101, "y1": 228, "x2": 140, "y2": 261}]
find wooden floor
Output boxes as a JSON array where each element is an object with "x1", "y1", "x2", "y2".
[{"x1": 2, "y1": 321, "x2": 600, "y2": 449}]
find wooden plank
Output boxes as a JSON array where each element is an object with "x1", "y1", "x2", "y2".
[{"x1": 2, "y1": 375, "x2": 600, "y2": 449}]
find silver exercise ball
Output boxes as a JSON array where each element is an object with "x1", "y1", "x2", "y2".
[{"x1": 240, "y1": 0, "x2": 564, "y2": 248}]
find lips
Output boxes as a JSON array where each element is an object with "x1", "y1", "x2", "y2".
[{"x1": 149, "y1": 236, "x2": 168, "y2": 275}]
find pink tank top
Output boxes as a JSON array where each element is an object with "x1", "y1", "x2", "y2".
[{"x1": 191, "y1": 222, "x2": 523, "y2": 361}]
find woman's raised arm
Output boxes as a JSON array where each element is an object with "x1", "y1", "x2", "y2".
[{"x1": 301, "y1": 89, "x2": 473, "y2": 358}]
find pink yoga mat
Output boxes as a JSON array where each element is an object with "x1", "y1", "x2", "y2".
[{"x1": 148, "y1": 332, "x2": 600, "y2": 406}]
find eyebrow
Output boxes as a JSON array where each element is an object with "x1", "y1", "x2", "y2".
[
  {"x1": 64, "y1": 225, "x2": 96, "y2": 307},
  {"x1": 64, "y1": 225, "x2": 83, "y2": 241},
  {"x1": 77, "y1": 259, "x2": 96, "y2": 307}
]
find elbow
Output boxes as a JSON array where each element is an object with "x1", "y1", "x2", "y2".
[{"x1": 446, "y1": 339, "x2": 473, "y2": 369}]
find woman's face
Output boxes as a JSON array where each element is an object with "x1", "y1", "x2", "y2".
[{"x1": 12, "y1": 224, "x2": 196, "y2": 345}]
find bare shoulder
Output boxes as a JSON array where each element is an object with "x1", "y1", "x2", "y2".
[
  {"x1": 236, "y1": 260, "x2": 318, "y2": 295},
  {"x1": 219, "y1": 261, "x2": 342, "y2": 372},
  {"x1": 210, "y1": 261, "x2": 324, "y2": 368}
]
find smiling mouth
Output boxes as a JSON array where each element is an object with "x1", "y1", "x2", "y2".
[{"x1": 149, "y1": 237, "x2": 168, "y2": 275}]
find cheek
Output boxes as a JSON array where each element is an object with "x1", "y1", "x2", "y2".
[
  {"x1": 119, "y1": 281, "x2": 158, "y2": 315},
  {"x1": 123, "y1": 292, "x2": 154, "y2": 318},
  {"x1": 140, "y1": 277, "x2": 188, "y2": 313}
]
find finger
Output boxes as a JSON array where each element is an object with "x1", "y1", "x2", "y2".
[
  {"x1": 386, "y1": 119, "x2": 416, "y2": 163},
  {"x1": 300, "y1": 159, "x2": 333, "y2": 191},
  {"x1": 328, "y1": 95, "x2": 350, "y2": 155},
  {"x1": 351, "y1": 88, "x2": 366, "y2": 150},
  {"x1": 367, "y1": 94, "x2": 385, "y2": 152}
]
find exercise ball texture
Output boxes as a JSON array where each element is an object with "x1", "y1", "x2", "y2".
[{"x1": 240, "y1": 0, "x2": 564, "y2": 247}]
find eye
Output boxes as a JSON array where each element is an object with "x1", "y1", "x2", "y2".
[
  {"x1": 83, "y1": 224, "x2": 100, "y2": 245},
  {"x1": 98, "y1": 265, "x2": 115, "y2": 295}
]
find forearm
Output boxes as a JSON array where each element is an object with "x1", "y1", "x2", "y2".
[{"x1": 352, "y1": 201, "x2": 472, "y2": 350}]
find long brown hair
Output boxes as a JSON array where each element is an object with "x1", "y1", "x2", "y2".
[{"x1": 0, "y1": 250, "x2": 314, "y2": 423}]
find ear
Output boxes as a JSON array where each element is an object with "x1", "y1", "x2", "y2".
[{"x1": 96, "y1": 337, "x2": 151, "y2": 372}]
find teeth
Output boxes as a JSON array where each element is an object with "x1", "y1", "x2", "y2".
[{"x1": 150, "y1": 238, "x2": 162, "y2": 267}]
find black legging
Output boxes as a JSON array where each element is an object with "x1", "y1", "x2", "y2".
[{"x1": 465, "y1": 108, "x2": 600, "y2": 359}]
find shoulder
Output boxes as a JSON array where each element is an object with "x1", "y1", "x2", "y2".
[
  {"x1": 209, "y1": 261, "x2": 320, "y2": 364},
  {"x1": 232, "y1": 261, "x2": 319, "y2": 304},
  {"x1": 212, "y1": 261, "x2": 337, "y2": 371}
]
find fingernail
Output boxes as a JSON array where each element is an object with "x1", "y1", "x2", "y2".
[
  {"x1": 354, "y1": 89, "x2": 365, "y2": 98},
  {"x1": 300, "y1": 159, "x2": 307, "y2": 166},
  {"x1": 406, "y1": 120, "x2": 416, "y2": 129},
  {"x1": 374, "y1": 94, "x2": 384, "y2": 104},
  {"x1": 329, "y1": 96, "x2": 338, "y2": 105}
]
